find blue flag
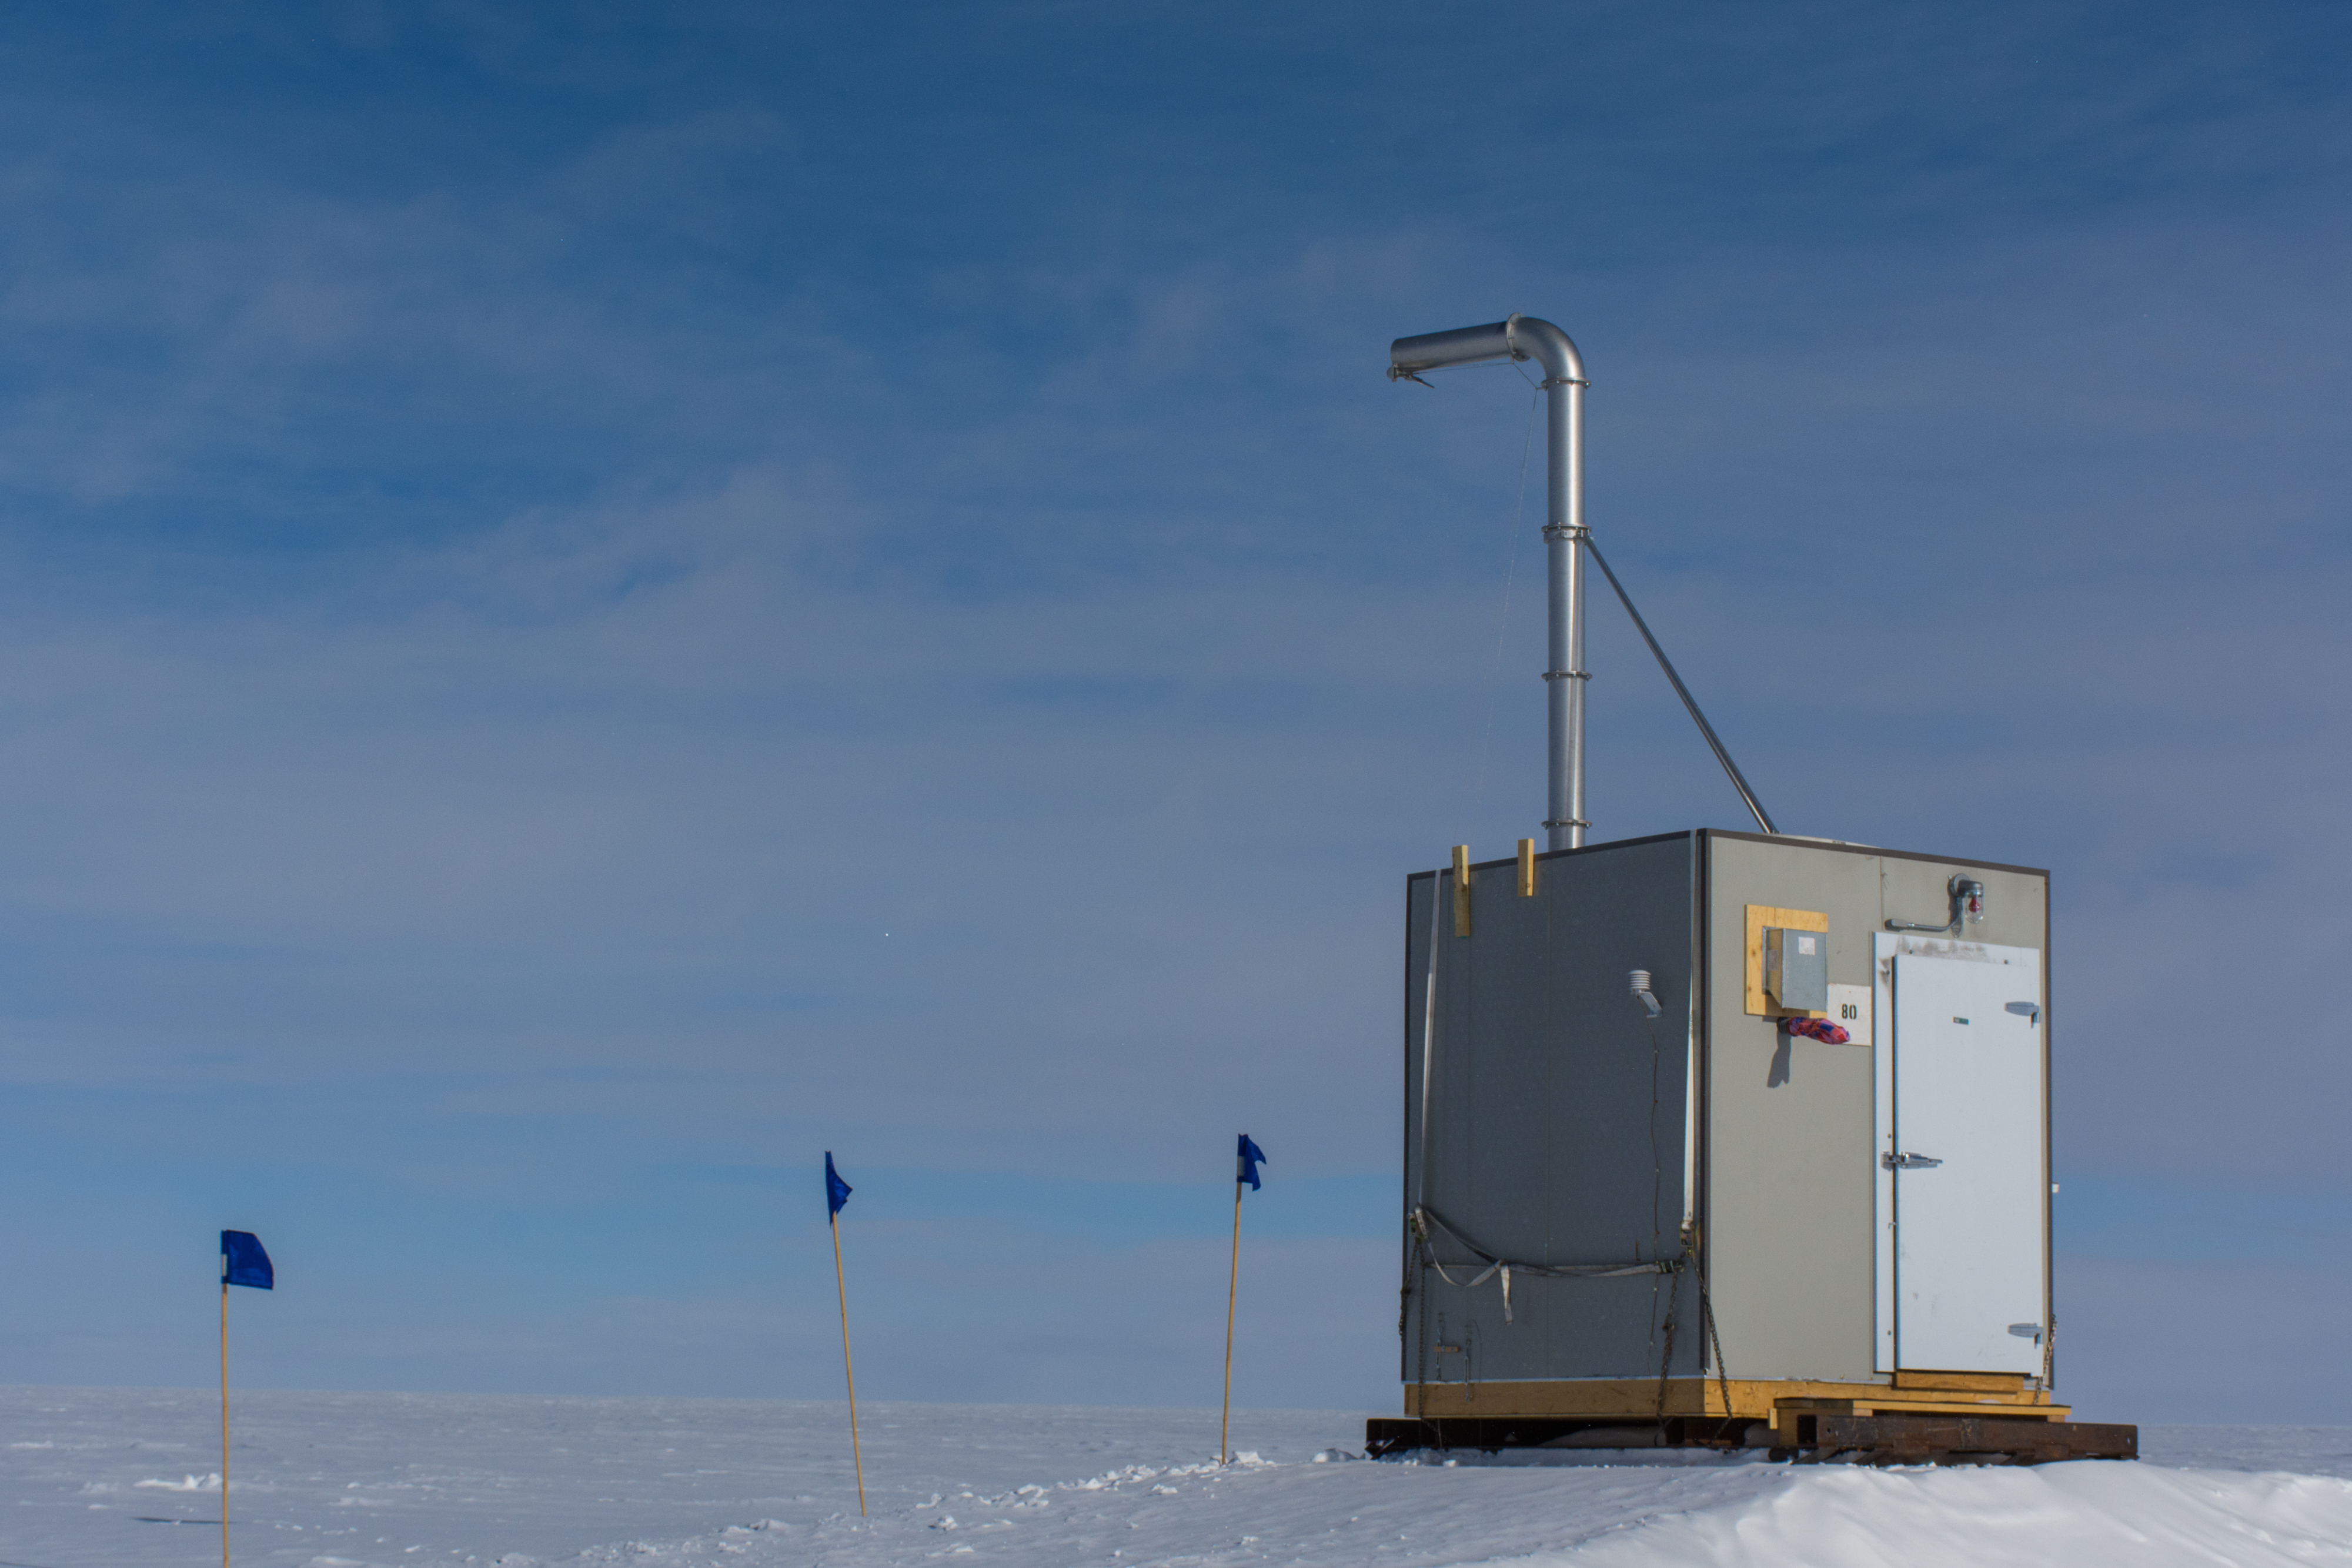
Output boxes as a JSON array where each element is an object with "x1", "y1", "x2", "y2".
[
  {"x1": 1237, "y1": 1134, "x2": 1267, "y2": 1191},
  {"x1": 826, "y1": 1152, "x2": 853, "y2": 1217},
  {"x1": 220, "y1": 1230, "x2": 273, "y2": 1290}
]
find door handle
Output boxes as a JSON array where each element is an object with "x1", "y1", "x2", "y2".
[{"x1": 1881, "y1": 1152, "x2": 1943, "y2": 1169}]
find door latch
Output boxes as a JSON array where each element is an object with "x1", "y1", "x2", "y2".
[{"x1": 1882, "y1": 1152, "x2": 1944, "y2": 1169}]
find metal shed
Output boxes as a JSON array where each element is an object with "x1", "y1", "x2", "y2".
[
  {"x1": 1381, "y1": 828, "x2": 2085, "y2": 1452},
  {"x1": 1367, "y1": 313, "x2": 2130, "y2": 1460}
]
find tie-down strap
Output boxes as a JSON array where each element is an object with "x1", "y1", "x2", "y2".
[{"x1": 1411, "y1": 1205, "x2": 1682, "y2": 1324}]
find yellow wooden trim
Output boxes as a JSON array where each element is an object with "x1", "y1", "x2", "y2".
[
  {"x1": 1452, "y1": 845, "x2": 1472, "y2": 937},
  {"x1": 1406, "y1": 1376, "x2": 2058, "y2": 1423},
  {"x1": 1517, "y1": 838, "x2": 1536, "y2": 897},
  {"x1": 1744, "y1": 904, "x2": 1828, "y2": 1017},
  {"x1": 1892, "y1": 1370, "x2": 2027, "y2": 1393},
  {"x1": 1779, "y1": 1397, "x2": 2067, "y2": 1418}
]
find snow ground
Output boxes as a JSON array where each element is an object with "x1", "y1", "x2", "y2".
[{"x1": 4, "y1": 1386, "x2": 2350, "y2": 1568}]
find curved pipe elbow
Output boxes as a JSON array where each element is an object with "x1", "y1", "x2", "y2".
[{"x1": 1504, "y1": 315, "x2": 1585, "y2": 386}]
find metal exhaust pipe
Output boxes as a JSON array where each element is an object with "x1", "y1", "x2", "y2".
[{"x1": 1391, "y1": 316, "x2": 1589, "y2": 850}]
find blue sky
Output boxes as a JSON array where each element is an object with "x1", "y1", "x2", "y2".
[{"x1": 0, "y1": 0, "x2": 2348, "y2": 1423}]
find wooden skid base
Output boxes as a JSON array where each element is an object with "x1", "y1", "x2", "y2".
[
  {"x1": 1795, "y1": 1414, "x2": 2137, "y2": 1465},
  {"x1": 1367, "y1": 1416, "x2": 1753, "y2": 1457},
  {"x1": 1365, "y1": 1413, "x2": 2137, "y2": 1466}
]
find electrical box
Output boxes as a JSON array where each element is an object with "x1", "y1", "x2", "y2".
[{"x1": 1765, "y1": 926, "x2": 1828, "y2": 1012}]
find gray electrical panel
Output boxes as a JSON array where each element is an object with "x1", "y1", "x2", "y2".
[{"x1": 1765, "y1": 925, "x2": 1828, "y2": 1012}]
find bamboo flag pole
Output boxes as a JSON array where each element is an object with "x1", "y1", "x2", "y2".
[
  {"x1": 830, "y1": 1212, "x2": 867, "y2": 1516},
  {"x1": 219, "y1": 1270, "x2": 230, "y2": 1568},
  {"x1": 215, "y1": 1231, "x2": 273, "y2": 1568},
  {"x1": 1220, "y1": 1135, "x2": 1266, "y2": 1465},
  {"x1": 824, "y1": 1153, "x2": 866, "y2": 1518},
  {"x1": 1218, "y1": 1178, "x2": 1243, "y2": 1465}
]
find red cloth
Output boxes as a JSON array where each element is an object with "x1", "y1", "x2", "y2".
[{"x1": 1784, "y1": 1017, "x2": 1850, "y2": 1044}]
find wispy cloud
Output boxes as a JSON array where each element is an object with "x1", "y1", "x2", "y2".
[{"x1": 0, "y1": 1, "x2": 2343, "y2": 1412}]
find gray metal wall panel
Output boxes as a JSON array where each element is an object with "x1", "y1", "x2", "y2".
[
  {"x1": 1402, "y1": 835, "x2": 1699, "y2": 1388},
  {"x1": 1701, "y1": 834, "x2": 2047, "y2": 1385}
]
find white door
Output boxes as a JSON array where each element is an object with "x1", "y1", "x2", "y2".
[{"x1": 1890, "y1": 953, "x2": 2046, "y2": 1373}]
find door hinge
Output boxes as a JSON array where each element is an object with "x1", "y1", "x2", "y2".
[{"x1": 1882, "y1": 1152, "x2": 1944, "y2": 1169}]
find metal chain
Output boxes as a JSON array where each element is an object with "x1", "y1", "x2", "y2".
[
  {"x1": 1411, "y1": 1214, "x2": 1433, "y2": 1441},
  {"x1": 1700, "y1": 1277, "x2": 1733, "y2": 1431},
  {"x1": 1675, "y1": 1220, "x2": 1734, "y2": 1435},
  {"x1": 1652, "y1": 1275, "x2": 1679, "y2": 1442},
  {"x1": 1398, "y1": 1212, "x2": 1418, "y2": 1338}
]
